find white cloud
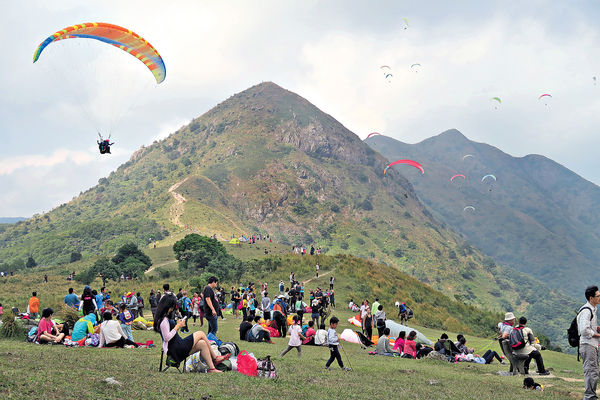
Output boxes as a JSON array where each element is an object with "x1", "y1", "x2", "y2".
[{"x1": 0, "y1": 149, "x2": 94, "y2": 175}]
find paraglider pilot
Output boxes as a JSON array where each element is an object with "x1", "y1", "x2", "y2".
[{"x1": 97, "y1": 134, "x2": 114, "y2": 155}]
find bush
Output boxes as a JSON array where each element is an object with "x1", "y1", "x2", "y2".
[
  {"x1": 157, "y1": 267, "x2": 171, "y2": 279},
  {"x1": 0, "y1": 314, "x2": 26, "y2": 339},
  {"x1": 59, "y1": 304, "x2": 80, "y2": 329}
]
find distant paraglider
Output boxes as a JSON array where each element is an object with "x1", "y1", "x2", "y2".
[
  {"x1": 463, "y1": 206, "x2": 476, "y2": 212},
  {"x1": 538, "y1": 93, "x2": 552, "y2": 106},
  {"x1": 462, "y1": 154, "x2": 475, "y2": 161},
  {"x1": 366, "y1": 132, "x2": 382, "y2": 140},
  {"x1": 385, "y1": 73, "x2": 393, "y2": 82},
  {"x1": 450, "y1": 174, "x2": 466, "y2": 182},
  {"x1": 384, "y1": 160, "x2": 424, "y2": 175},
  {"x1": 491, "y1": 97, "x2": 501, "y2": 109},
  {"x1": 481, "y1": 174, "x2": 497, "y2": 182},
  {"x1": 411, "y1": 63, "x2": 421, "y2": 73},
  {"x1": 402, "y1": 17, "x2": 410, "y2": 30}
]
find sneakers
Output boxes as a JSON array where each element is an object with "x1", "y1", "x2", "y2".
[
  {"x1": 325, "y1": 366, "x2": 331, "y2": 371},
  {"x1": 342, "y1": 367, "x2": 352, "y2": 371},
  {"x1": 538, "y1": 371, "x2": 551, "y2": 375},
  {"x1": 500, "y1": 361, "x2": 506, "y2": 365}
]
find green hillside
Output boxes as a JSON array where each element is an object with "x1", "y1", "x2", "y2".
[{"x1": 0, "y1": 82, "x2": 577, "y2": 348}]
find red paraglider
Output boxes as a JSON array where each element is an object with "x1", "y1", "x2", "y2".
[
  {"x1": 450, "y1": 174, "x2": 466, "y2": 182},
  {"x1": 384, "y1": 160, "x2": 424, "y2": 175},
  {"x1": 366, "y1": 132, "x2": 381, "y2": 139}
]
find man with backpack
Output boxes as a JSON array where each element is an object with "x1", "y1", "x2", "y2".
[
  {"x1": 513, "y1": 317, "x2": 549, "y2": 375},
  {"x1": 577, "y1": 286, "x2": 600, "y2": 400}
]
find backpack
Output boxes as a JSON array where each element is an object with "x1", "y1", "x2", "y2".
[
  {"x1": 256, "y1": 355, "x2": 277, "y2": 379},
  {"x1": 509, "y1": 326, "x2": 526, "y2": 350},
  {"x1": 568, "y1": 307, "x2": 593, "y2": 347}
]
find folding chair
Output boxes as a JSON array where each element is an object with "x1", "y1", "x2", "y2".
[{"x1": 159, "y1": 350, "x2": 186, "y2": 373}]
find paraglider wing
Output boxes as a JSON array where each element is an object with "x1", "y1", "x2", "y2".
[
  {"x1": 481, "y1": 174, "x2": 497, "y2": 182},
  {"x1": 450, "y1": 174, "x2": 466, "y2": 182},
  {"x1": 33, "y1": 22, "x2": 166, "y2": 84},
  {"x1": 491, "y1": 97, "x2": 502, "y2": 103},
  {"x1": 380, "y1": 65, "x2": 391, "y2": 70},
  {"x1": 538, "y1": 93, "x2": 552, "y2": 100},
  {"x1": 385, "y1": 73, "x2": 393, "y2": 79},
  {"x1": 384, "y1": 159, "x2": 424, "y2": 175},
  {"x1": 366, "y1": 132, "x2": 381, "y2": 139},
  {"x1": 462, "y1": 154, "x2": 475, "y2": 160},
  {"x1": 463, "y1": 206, "x2": 476, "y2": 212},
  {"x1": 411, "y1": 63, "x2": 421, "y2": 68},
  {"x1": 402, "y1": 17, "x2": 410, "y2": 29}
]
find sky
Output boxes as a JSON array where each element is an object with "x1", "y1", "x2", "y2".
[{"x1": 2, "y1": 1, "x2": 600, "y2": 217}]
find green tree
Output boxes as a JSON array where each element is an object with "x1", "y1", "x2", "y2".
[
  {"x1": 92, "y1": 257, "x2": 120, "y2": 286},
  {"x1": 173, "y1": 234, "x2": 226, "y2": 271},
  {"x1": 26, "y1": 256, "x2": 37, "y2": 269},
  {"x1": 112, "y1": 243, "x2": 152, "y2": 268},
  {"x1": 120, "y1": 256, "x2": 149, "y2": 279}
]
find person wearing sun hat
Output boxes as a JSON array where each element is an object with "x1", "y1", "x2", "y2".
[
  {"x1": 498, "y1": 311, "x2": 517, "y2": 373},
  {"x1": 127, "y1": 291, "x2": 139, "y2": 319}
]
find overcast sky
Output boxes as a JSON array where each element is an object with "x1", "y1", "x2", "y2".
[{"x1": 2, "y1": 1, "x2": 600, "y2": 217}]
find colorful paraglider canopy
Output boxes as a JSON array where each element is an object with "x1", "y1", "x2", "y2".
[
  {"x1": 491, "y1": 97, "x2": 502, "y2": 103},
  {"x1": 385, "y1": 73, "x2": 393, "y2": 79},
  {"x1": 366, "y1": 132, "x2": 381, "y2": 139},
  {"x1": 450, "y1": 174, "x2": 466, "y2": 182},
  {"x1": 462, "y1": 154, "x2": 475, "y2": 160},
  {"x1": 380, "y1": 65, "x2": 391, "y2": 70},
  {"x1": 33, "y1": 22, "x2": 166, "y2": 84},
  {"x1": 402, "y1": 17, "x2": 410, "y2": 29},
  {"x1": 538, "y1": 93, "x2": 552, "y2": 100},
  {"x1": 481, "y1": 174, "x2": 497, "y2": 182},
  {"x1": 384, "y1": 159, "x2": 424, "y2": 175},
  {"x1": 411, "y1": 63, "x2": 421, "y2": 68},
  {"x1": 463, "y1": 206, "x2": 476, "y2": 212}
]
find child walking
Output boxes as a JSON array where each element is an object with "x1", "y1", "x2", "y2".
[
  {"x1": 325, "y1": 316, "x2": 351, "y2": 371},
  {"x1": 280, "y1": 315, "x2": 305, "y2": 358}
]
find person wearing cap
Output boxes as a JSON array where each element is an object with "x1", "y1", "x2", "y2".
[
  {"x1": 578, "y1": 285, "x2": 600, "y2": 400},
  {"x1": 127, "y1": 291, "x2": 139, "y2": 319},
  {"x1": 498, "y1": 311, "x2": 517, "y2": 373}
]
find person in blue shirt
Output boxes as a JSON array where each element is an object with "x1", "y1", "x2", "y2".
[
  {"x1": 72, "y1": 313, "x2": 97, "y2": 341},
  {"x1": 94, "y1": 289, "x2": 104, "y2": 310},
  {"x1": 64, "y1": 288, "x2": 79, "y2": 309}
]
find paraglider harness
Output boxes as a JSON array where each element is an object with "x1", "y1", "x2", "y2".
[{"x1": 97, "y1": 133, "x2": 114, "y2": 154}]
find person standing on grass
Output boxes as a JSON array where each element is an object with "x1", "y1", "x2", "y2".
[
  {"x1": 64, "y1": 288, "x2": 79, "y2": 309},
  {"x1": 203, "y1": 276, "x2": 220, "y2": 335},
  {"x1": 127, "y1": 291, "x2": 138, "y2": 319},
  {"x1": 329, "y1": 276, "x2": 334, "y2": 290},
  {"x1": 136, "y1": 292, "x2": 144, "y2": 318},
  {"x1": 325, "y1": 316, "x2": 351, "y2": 371},
  {"x1": 280, "y1": 315, "x2": 305, "y2": 358},
  {"x1": 374, "y1": 304, "x2": 387, "y2": 338},
  {"x1": 191, "y1": 292, "x2": 201, "y2": 325},
  {"x1": 579, "y1": 285, "x2": 600, "y2": 400},
  {"x1": 149, "y1": 289, "x2": 158, "y2": 319},
  {"x1": 28, "y1": 292, "x2": 40, "y2": 319},
  {"x1": 315, "y1": 263, "x2": 319, "y2": 277},
  {"x1": 262, "y1": 292, "x2": 271, "y2": 321},
  {"x1": 362, "y1": 308, "x2": 374, "y2": 341},
  {"x1": 119, "y1": 303, "x2": 135, "y2": 342}
]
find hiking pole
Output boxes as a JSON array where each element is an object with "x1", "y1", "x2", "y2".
[{"x1": 340, "y1": 344, "x2": 353, "y2": 370}]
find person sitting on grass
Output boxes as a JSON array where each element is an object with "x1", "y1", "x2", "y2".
[
  {"x1": 376, "y1": 327, "x2": 396, "y2": 356},
  {"x1": 416, "y1": 343, "x2": 434, "y2": 359},
  {"x1": 402, "y1": 330, "x2": 418, "y2": 358},
  {"x1": 99, "y1": 300, "x2": 117, "y2": 321},
  {"x1": 37, "y1": 308, "x2": 67, "y2": 344},
  {"x1": 99, "y1": 312, "x2": 139, "y2": 348},
  {"x1": 393, "y1": 330, "x2": 406, "y2": 354},
  {"x1": 514, "y1": 316, "x2": 550, "y2": 375},
  {"x1": 154, "y1": 295, "x2": 227, "y2": 373},
  {"x1": 315, "y1": 323, "x2": 328, "y2": 346},
  {"x1": 71, "y1": 313, "x2": 97, "y2": 342},
  {"x1": 239, "y1": 316, "x2": 253, "y2": 341},
  {"x1": 455, "y1": 334, "x2": 474, "y2": 355},
  {"x1": 303, "y1": 320, "x2": 316, "y2": 345},
  {"x1": 247, "y1": 316, "x2": 274, "y2": 343}
]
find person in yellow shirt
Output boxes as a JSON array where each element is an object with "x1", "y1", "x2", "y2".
[{"x1": 28, "y1": 292, "x2": 40, "y2": 320}]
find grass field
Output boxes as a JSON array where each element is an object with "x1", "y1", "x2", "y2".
[{"x1": 0, "y1": 251, "x2": 588, "y2": 399}]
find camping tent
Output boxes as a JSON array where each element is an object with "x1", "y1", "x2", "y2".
[{"x1": 229, "y1": 238, "x2": 241, "y2": 245}]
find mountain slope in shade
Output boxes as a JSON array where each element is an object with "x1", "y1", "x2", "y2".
[{"x1": 367, "y1": 129, "x2": 600, "y2": 296}]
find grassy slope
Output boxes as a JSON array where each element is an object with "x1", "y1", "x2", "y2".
[{"x1": 0, "y1": 255, "x2": 587, "y2": 400}]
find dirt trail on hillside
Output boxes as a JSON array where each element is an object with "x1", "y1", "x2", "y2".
[
  {"x1": 168, "y1": 178, "x2": 189, "y2": 227},
  {"x1": 145, "y1": 259, "x2": 177, "y2": 274},
  {"x1": 303, "y1": 268, "x2": 336, "y2": 285}
]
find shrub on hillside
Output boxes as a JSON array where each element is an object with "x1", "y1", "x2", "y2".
[
  {"x1": 0, "y1": 314, "x2": 26, "y2": 339},
  {"x1": 59, "y1": 304, "x2": 80, "y2": 329}
]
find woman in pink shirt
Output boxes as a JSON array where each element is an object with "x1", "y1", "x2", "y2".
[
  {"x1": 393, "y1": 330, "x2": 406, "y2": 353},
  {"x1": 303, "y1": 320, "x2": 316, "y2": 345},
  {"x1": 37, "y1": 308, "x2": 66, "y2": 344},
  {"x1": 402, "y1": 330, "x2": 418, "y2": 359}
]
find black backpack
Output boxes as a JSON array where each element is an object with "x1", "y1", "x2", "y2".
[
  {"x1": 509, "y1": 326, "x2": 526, "y2": 350},
  {"x1": 567, "y1": 307, "x2": 593, "y2": 348}
]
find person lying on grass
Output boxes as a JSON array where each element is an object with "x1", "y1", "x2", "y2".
[
  {"x1": 154, "y1": 295, "x2": 227, "y2": 373},
  {"x1": 99, "y1": 311, "x2": 139, "y2": 348},
  {"x1": 37, "y1": 308, "x2": 67, "y2": 344}
]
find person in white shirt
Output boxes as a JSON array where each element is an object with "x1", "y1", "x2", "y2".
[
  {"x1": 280, "y1": 315, "x2": 305, "y2": 357},
  {"x1": 99, "y1": 312, "x2": 139, "y2": 348},
  {"x1": 578, "y1": 286, "x2": 600, "y2": 400}
]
